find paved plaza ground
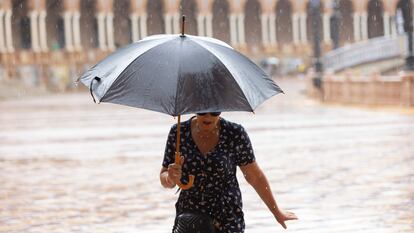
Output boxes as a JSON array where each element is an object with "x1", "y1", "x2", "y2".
[{"x1": 0, "y1": 78, "x2": 413, "y2": 233}]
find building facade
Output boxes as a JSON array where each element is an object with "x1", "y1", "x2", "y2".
[{"x1": 0, "y1": 0, "x2": 411, "y2": 84}]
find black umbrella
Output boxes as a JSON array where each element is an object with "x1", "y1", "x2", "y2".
[{"x1": 79, "y1": 16, "x2": 283, "y2": 189}]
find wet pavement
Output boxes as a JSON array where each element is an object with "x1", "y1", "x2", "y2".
[{"x1": 0, "y1": 78, "x2": 413, "y2": 233}]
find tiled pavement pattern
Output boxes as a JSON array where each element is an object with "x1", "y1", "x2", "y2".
[{"x1": 0, "y1": 79, "x2": 413, "y2": 233}]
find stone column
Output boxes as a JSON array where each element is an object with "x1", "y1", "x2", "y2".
[
  {"x1": 390, "y1": 15, "x2": 397, "y2": 38},
  {"x1": 0, "y1": 10, "x2": 6, "y2": 53},
  {"x1": 300, "y1": 13, "x2": 307, "y2": 43},
  {"x1": 353, "y1": 13, "x2": 361, "y2": 41},
  {"x1": 323, "y1": 13, "x2": 331, "y2": 44},
  {"x1": 39, "y1": 11, "x2": 48, "y2": 52},
  {"x1": 64, "y1": 11, "x2": 73, "y2": 51},
  {"x1": 261, "y1": 14, "x2": 269, "y2": 45},
  {"x1": 229, "y1": 14, "x2": 238, "y2": 45},
  {"x1": 206, "y1": 14, "x2": 213, "y2": 37},
  {"x1": 269, "y1": 13, "x2": 276, "y2": 45},
  {"x1": 130, "y1": 14, "x2": 139, "y2": 41},
  {"x1": 383, "y1": 12, "x2": 390, "y2": 36},
  {"x1": 140, "y1": 13, "x2": 147, "y2": 38},
  {"x1": 73, "y1": 11, "x2": 82, "y2": 50},
  {"x1": 361, "y1": 12, "x2": 368, "y2": 40},
  {"x1": 30, "y1": 11, "x2": 41, "y2": 52},
  {"x1": 238, "y1": 14, "x2": 245, "y2": 45},
  {"x1": 197, "y1": 14, "x2": 205, "y2": 36},
  {"x1": 173, "y1": 13, "x2": 180, "y2": 34},
  {"x1": 106, "y1": 13, "x2": 115, "y2": 50},
  {"x1": 292, "y1": 13, "x2": 300, "y2": 44},
  {"x1": 97, "y1": 12, "x2": 107, "y2": 50},
  {"x1": 5, "y1": 9, "x2": 13, "y2": 52},
  {"x1": 137, "y1": 16, "x2": 141, "y2": 39},
  {"x1": 164, "y1": 14, "x2": 171, "y2": 34}
]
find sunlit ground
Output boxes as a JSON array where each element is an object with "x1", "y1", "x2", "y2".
[{"x1": 0, "y1": 78, "x2": 413, "y2": 233}]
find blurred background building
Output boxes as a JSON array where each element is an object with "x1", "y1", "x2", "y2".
[{"x1": 0, "y1": 0, "x2": 411, "y2": 91}]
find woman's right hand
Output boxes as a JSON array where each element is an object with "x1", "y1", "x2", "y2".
[{"x1": 167, "y1": 156, "x2": 184, "y2": 185}]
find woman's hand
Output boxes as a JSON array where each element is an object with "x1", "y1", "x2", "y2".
[
  {"x1": 240, "y1": 162, "x2": 298, "y2": 229},
  {"x1": 167, "y1": 156, "x2": 184, "y2": 185},
  {"x1": 275, "y1": 209, "x2": 298, "y2": 229}
]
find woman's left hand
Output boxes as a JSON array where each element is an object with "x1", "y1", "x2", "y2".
[{"x1": 275, "y1": 209, "x2": 298, "y2": 229}]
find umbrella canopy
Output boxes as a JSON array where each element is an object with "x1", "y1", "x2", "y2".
[
  {"x1": 79, "y1": 19, "x2": 283, "y2": 190},
  {"x1": 79, "y1": 34, "x2": 283, "y2": 116}
]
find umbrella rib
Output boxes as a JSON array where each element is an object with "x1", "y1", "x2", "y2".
[
  {"x1": 192, "y1": 39, "x2": 283, "y2": 111},
  {"x1": 173, "y1": 37, "x2": 185, "y2": 116},
  {"x1": 190, "y1": 39, "x2": 254, "y2": 112}
]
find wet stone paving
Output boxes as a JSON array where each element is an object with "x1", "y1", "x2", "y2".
[{"x1": 0, "y1": 79, "x2": 413, "y2": 233}]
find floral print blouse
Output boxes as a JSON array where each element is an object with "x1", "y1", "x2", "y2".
[{"x1": 162, "y1": 117, "x2": 256, "y2": 233}]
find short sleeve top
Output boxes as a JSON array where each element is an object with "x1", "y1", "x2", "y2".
[{"x1": 162, "y1": 117, "x2": 255, "y2": 233}]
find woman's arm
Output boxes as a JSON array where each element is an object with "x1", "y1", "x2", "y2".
[{"x1": 240, "y1": 162, "x2": 297, "y2": 229}]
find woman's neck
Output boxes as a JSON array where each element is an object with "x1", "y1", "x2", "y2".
[{"x1": 192, "y1": 118, "x2": 220, "y2": 139}]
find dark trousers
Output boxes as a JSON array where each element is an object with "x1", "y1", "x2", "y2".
[{"x1": 172, "y1": 211, "x2": 218, "y2": 233}]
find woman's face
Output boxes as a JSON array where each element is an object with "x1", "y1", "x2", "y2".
[{"x1": 195, "y1": 113, "x2": 221, "y2": 132}]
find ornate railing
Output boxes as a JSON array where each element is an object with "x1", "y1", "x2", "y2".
[{"x1": 323, "y1": 35, "x2": 409, "y2": 72}]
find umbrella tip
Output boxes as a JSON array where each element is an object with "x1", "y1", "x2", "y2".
[{"x1": 181, "y1": 15, "x2": 186, "y2": 37}]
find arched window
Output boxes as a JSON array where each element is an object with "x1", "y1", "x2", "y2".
[
  {"x1": 147, "y1": 0, "x2": 165, "y2": 35},
  {"x1": 80, "y1": 0, "x2": 98, "y2": 49},
  {"x1": 275, "y1": 0, "x2": 293, "y2": 45},
  {"x1": 114, "y1": 0, "x2": 131, "y2": 47},
  {"x1": 46, "y1": 0, "x2": 65, "y2": 50},
  {"x1": 12, "y1": 0, "x2": 31, "y2": 50},
  {"x1": 338, "y1": 0, "x2": 354, "y2": 45},
  {"x1": 180, "y1": 0, "x2": 198, "y2": 35},
  {"x1": 244, "y1": 0, "x2": 262, "y2": 50},
  {"x1": 212, "y1": 0, "x2": 230, "y2": 43},
  {"x1": 306, "y1": 1, "x2": 324, "y2": 43},
  {"x1": 367, "y1": 0, "x2": 384, "y2": 38}
]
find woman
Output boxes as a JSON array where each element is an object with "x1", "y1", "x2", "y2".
[{"x1": 160, "y1": 112, "x2": 297, "y2": 233}]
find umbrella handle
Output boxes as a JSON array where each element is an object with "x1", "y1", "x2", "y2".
[{"x1": 175, "y1": 152, "x2": 195, "y2": 190}]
